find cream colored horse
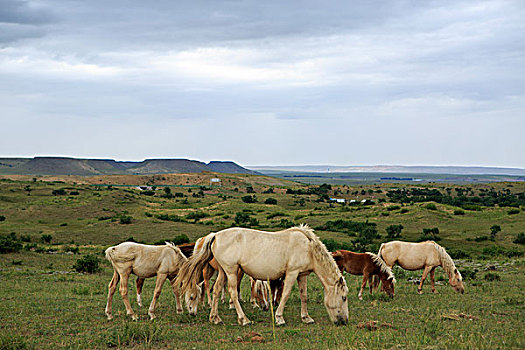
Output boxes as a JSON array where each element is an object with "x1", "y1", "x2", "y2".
[
  {"x1": 378, "y1": 240, "x2": 464, "y2": 294},
  {"x1": 177, "y1": 224, "x2": 349, "y2": 326},
  {"x1": 105, "y1": 242, "x2": 201, "y2": 320}
]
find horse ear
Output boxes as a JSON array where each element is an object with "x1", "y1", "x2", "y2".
[{"x1": 332, "y1": 251, "x2": 343, "y2": 261}]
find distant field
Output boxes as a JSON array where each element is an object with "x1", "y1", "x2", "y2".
[
  {"x1": 0, "y1": 175, "x2": 524, "y2": 349},
  {"x1": 259, "y1": 170, "x2": 525, "y2": 185}
]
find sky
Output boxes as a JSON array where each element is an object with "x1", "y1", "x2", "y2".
[{"x1": 1, "y1": 0, "x2": 524, "y2": 167}]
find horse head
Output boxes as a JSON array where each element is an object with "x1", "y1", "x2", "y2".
[
  {"x1": 449, "y1": 268, "x2": 465, "y2": 294},
  {"x1": 380, "y1": 274, "x2": 396, "y2": 298},
  {"x1": 324, "y1": 276, "x2": 349, "y2": 326},
  {"x1": 184, "y1": 283, "x2": 202, "y2": 315}
]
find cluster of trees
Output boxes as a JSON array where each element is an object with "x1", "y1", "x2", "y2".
[{"x1": 387, "y1": 188, "x2": 525, "y2": 208}]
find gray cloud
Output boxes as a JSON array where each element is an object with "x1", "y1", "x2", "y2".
[{"x1": 0, "y1": 0, "x2": 524, "y2": 167}]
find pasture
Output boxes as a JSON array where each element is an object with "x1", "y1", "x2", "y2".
[{"x1": 0, "y1": 176, "x2": 524, "y2": 349}]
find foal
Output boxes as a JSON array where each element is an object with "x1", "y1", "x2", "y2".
[
  {"x1": 332, "y1": 250, "x2": 396, "y2": 300},
  {"x1": 105, "y1": 242, "x2": 200, "y2": 320}
]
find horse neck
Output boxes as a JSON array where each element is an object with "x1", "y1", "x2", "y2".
[
  {"x1": 435, "y1": 244, "x2": 456, "y2": 281},
  {"x1": 312, "y1": 256, "x2": 342, "y2": 290}
]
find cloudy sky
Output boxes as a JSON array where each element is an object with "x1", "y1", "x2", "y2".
[{"x1": 1, "y1": 0, "x2": 524, "y2": 167}]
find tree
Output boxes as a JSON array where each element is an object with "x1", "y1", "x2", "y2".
[
  {"x1": 490, "y1": 225, "x2": 501, "y2": 238},
  {"x1": 386, "y1": 224, "x2": 404, "y2": 239}
]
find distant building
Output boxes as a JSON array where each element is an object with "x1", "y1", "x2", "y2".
[{"x1": 329, "y1": 197, "x2": 346, "y2": 203}]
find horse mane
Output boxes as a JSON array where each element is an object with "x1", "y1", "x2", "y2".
[
  {"x1": 430, "y1": 241, "x2": 461, "y2": 281},
  {"x1": 165, "y1": 242, "x2": 188, "y2": 261},
  {"x1": 365, "y1": 252, "x2": 396, "y2": 283},
  {"x1": 291, "y1": 224, "x2": 344, "y2": 284}
]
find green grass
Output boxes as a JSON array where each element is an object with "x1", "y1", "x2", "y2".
[{"x1": 0, "y1": 177, "x2": 524, "y2": 348}]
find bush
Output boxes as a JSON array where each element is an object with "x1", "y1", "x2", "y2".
[
  {"x1": 241, "y1": 195, "x2": 257, "y2": 203},
  {"x1": 186, "y1": 211, "x2": 208, "y2": 222},
  {"x1": 265, "y1": 198, "x2": 278, "y2": 205},
  {"x1": 52, "y1": 189, "x2": 67, "y2": 196},
  {"x1": 20, "y1": 234, "x2": 31, "y2": 242},
  {"x1": 448, "y1": 249, "x2": 471, "y2": 259},
  {"x1": 0, "y1": 234, "x2": 23, "y2": 254},
  {"x1": 508, "y1": 208, "x2": 520, "y2": 215},
  {"x1": 172, "y1": 234, "x2": 190, "y2": 245},
  {"x1": 474, "y1": 236, "x2": 489, "y2": 242},
  {"x1": 0, "y1": 215, "x2": 5, "y2": 222},
  {"x1": 322, "y1": 238, "x2": 352, "y2": 252},
  {"x1": 156, "y1": 213, "x2": 184, "y2": 222},
  {"x1": 74, "y1": 254, "x2": 101, "y2": 273},
  {"x1": 386, "y1": 224, "x2": 403, "y2": 239},
  {"x1": 70, "y1": 191, "x2": 79, "y2": 195},
  {"x1": 424, "y1": 203, "x2": 437, "y2": 210},
  {"x1": 461, "y1": 268, "x2": 477, "y2": 281},
  {"x1": 453, "y1": 209, "x2": 465, "y2": 215},
  {"x1": 386, "y1": 205, "x2": 401, "y2": 211},
  {"x1": 399, "y1": 208, "x2": 409, "y2": 214},
  {"x1": 514, "y1": 232, "x2": 525, "y2": 245},
  {"x1": 278, "y1": 218, "x2": 295, "y2": 228},
  {"x1": 484, "y1": 272, "x2": 501, "y2": 281},
  {"x1": 417, "y1": 227, "x2": 440, "y2": 242},
  {"x1": 267, "y1": 212, "x2": 287, "y2": 219},
  {"x1": 119, "y1": 216, "x2": 133, "y2": 224},
  {"x1": 40, "y1": 234, "x2": 52, "y2": 244}
]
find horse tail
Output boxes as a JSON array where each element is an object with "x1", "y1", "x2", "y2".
[
  {"x1": 176, "y1": 234, "x2": 216, "y2": 296},
  {"x1": 377, "y1": 243, "x2": 385, "y2": 260}
]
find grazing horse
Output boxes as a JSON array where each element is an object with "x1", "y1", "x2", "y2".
[
  {"x1": 332, "y1": 250, "x2": 396, "y2": 300},
  {"x1": 177, "y1": 224, "x2": 349, "y2": 326},
  {"x1": 105, "y1": 242, "x2": 201, "y2": 321},
  {"x1": 378, "y1": 240, "x2": 464, "y2": 294}
]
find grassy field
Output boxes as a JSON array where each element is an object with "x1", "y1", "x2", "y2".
[{"x1": 0, "y1": 176, "x2": 524, "y2": 349}]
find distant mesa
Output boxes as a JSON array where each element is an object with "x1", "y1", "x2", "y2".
[{"x1": 0, "y1": 157, "x2": 258, "y2": 176}]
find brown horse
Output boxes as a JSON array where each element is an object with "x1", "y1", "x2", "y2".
[{"x1": 332, "y1": 250, "x2": 396, "y2": 300}]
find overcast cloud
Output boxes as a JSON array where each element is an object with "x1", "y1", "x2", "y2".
[{"x1": 1, "y1": 0, "x2": 524, "y2": 167}]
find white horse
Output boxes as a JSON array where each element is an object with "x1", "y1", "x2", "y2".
[
  {"x1": 177, "y1": 224, "x2": 349, "y2": 326},
  {"x1": 105, "y1": 242, "x2": 201, "y2": 320},
  {"x1": 378, "y1": 240, "x2": 464, "y2": 294}
]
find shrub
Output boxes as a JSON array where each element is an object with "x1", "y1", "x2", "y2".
[
  {"x1": 322, "y1": 238, "x2": 352, "y2": 252},
  {"x1": 185, "y1": 211, "x2": 208, "y2": 222},
  {"x1": 399, "y1": 208, "x2": 409, "y2": 214},
  {"x1": 278, "y1": 218, "x2": 295, "y2": 228},
  {"x1": 74, "y1": 254, "x2": 101, "y2": 273},
  {"x1": 508, "y1": 208, "x2": 520, "y2": 215},
  {"x1": 386, "y1": 224, "x2": 404, "y2": 239},
  {"x1": 514, "y1": 232, "x2": 525, "y2": 245},
  {"x1": 453, "y1": 209, "x2": 465, "y2": 215},
  {"x1": 172, "y1": 234, "x2": 190, "y2": 245},
  {"x1": 448, "y1": 249, "x2": 471, "y2": 259},
  {"x1": 119, "y1": 216, "x2": 133, "y2": 224},
  {"x1": 241, "y1": 195, "x2": 257, "y2": 203},
  {"x1": 418, "y1": 227, "x2": 440, "y2": 242},
  {"x1": 386, "y1": 205, "x2": 401, "y2": 211},
  {"x1": 40, "y1": 234, "x2": 52, "y2": 244},
  {"x1": 424, "y1": 203, "x2": 437, "y2": 210},
  {"x1": 0, "y1": 234, "x2": 23, "y2": 254},
  {"x1": 140, "y1": 190, "x2": 155, "y2": 196},
  {"x1": 484, "y1": 272, "x2": 500, "y2": 281},
  {"x1": 490, "y1": 224, "x2": 501, "y2": 238},
  {"x1": 52, "y1": 188, "x2": 67, "y2": 196},
  {"x1": 265, "y1": 198, "x2": 278, "y2": 205},
  {"x1": 461, "y1": 268, "x2": 477, "y2": 281},
  {"x1": 0, "y1": 215, "x2": 5, "y2": 222},
  {"x1": 20, "y1": 234, "x2": 31, "y2": 242},
  {"x1": 462, "y1": 204, "x2": 482, "y2": 211},
  {"x1": 70, "y1": 191, "x2": 79, "y2": 195},
  {"x1": 156, "y1": 214, "x2": 184, "y2": 222},
  {"x1": 267, "y1": 212, "x2": 287, "y2": 219}
]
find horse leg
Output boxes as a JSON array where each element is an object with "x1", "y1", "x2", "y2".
[
  {"x1": 202, "y1": 264, "x2": 213, "y2": 306},
  {"x1": 358, "y1": 274, "x2": 368, "y2": 300},
  {"x1": 148, "y1": 273, "x2": 167, "y2": 320},
  {"x1": 118, "y1": 270, "x2": 137, "y2": 320},
  {"x1": 105, "y1": 270, "x2": 119, "y2": 320},
  {"x1": 225, "y1": 268, "x2": 251, "y2": 326},
  {"x1": 209, "y1": 266, "x2": 226, "y2": 324},
  {"x1": 418, "y1": 266, "x2": 432, "y2": 294},
  {"x1": 297, "y1": 274, "x2": 314, "y2": 324},
  {"x1": 275, "y1": 271, "x2": 299, "y2": 326},
  {"x1": 136, "y1": 277, "x2": 144, "y2": 307},
  {"x1": 168, "y1": 276, "x2": 184, "y2": 314},
  {"x1": 368, "y1": 275, "x2": 374, "y2": 294},
  {"x1": 250, "y1": 278, "x2": 259, "y2": 308},
  {"x1": 230, "y1": 268, "x2": 244, "y2": 309},
  {"x1": 430, "y1": 267, "x2": 436, "y2": 293}
]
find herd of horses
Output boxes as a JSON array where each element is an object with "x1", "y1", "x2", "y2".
[{"x1": 104, "y1": 224, "x2": 464, "y2": 326}]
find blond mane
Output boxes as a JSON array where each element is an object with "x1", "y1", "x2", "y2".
[
  {"x1": 366, "y1": 252, "x2": 396, "y2": 283},
  {"x1": 430, "y1": 241, "x2": 461, "y2": 281},
  {"x1": 165, "y1": 241, "x2": 186, "y2": 260},
  {"x1": 290, "y1": 224, "x2": 344, "y2": 283}
]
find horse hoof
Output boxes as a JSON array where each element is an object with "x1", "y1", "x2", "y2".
[
  {"x1": 276, "y1": 317, "x2": 286, "y2": 326},
  {"x1": 238, "y1": 318, "x2": 252, "y2": 326},
  {"x1": 106, "y1": 315, "x2": 113, "y2": 321},
  {"x1": 302, "y1": 316, "x2": 315, "y2": 324},
  {"x1": 417, "y1": 290, "x2": 423, "y2": 295},
  {"x1": 176, "y1": 309, "x2": 184, "y2": 315},
  {"x1": 131, "y1": 315, "x2": 138, "y2": 321},
  {"x1": 358, "y1": 296, "x2": 363, "y2": 301},
  {"x1": 210, "y1": 315, "x2": 223, "y2": 324}
]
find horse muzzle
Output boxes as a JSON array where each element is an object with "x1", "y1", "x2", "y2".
[{"x1": 334, "y1": 317, "x2": 348, "y2": 326}]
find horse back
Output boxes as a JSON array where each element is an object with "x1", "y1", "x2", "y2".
[{"x1": 381, "y1": 241, "x2": 440, "y2": 270}]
